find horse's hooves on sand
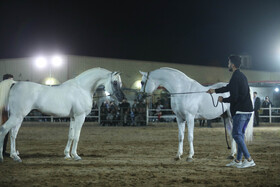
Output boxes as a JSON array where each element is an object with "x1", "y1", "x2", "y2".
[
  {"x1": 186, "y1": 158, "x2": 193, "y2": 162},
  {"x1": 64, "y1": 156, "x2": 72, "y2": 160},
  {"x1": 227, "y1": 155, "x2": 235, "y2": 159},
  {"x1": 72, "y1": 155, "x2": 82, "y2": 161},
  {"x1": 15, "y1": 159, "x2": 22, "y2": 163},
  {"x1": 11, "y1": 155, "x2": 22, "y2": 163},
  {"x1": 174, "y1": 156, "x2": 181, "y2": 161}
]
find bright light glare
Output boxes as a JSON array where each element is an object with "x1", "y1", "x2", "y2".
[
  {"x1": 135, "y1": 80, "x2": 142, "y2": 89},
  {"x1": 105, "y1": 91, "x2": 110, "y2": 96},
  {"x1": 45, "y1": 78, "x2": 55, "y2": 85},
  {"x1": 51, "y1": 55, "x2": 63, "y2": 67},
  {"x1": 35, "y1": 57, "x2": 47, "y2": 68},
  {"x1": 277, "y1": 47, "x2": 280, "y2": 61},
  {"x1": 275, "y1": 87, "x2": 279, "y2": 92}
]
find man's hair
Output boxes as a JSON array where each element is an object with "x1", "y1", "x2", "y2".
[
  {"x1": 228, "y1": 55, "x2": 242, "y2": 68},
  {"x1": 3, "y1": 74, "x2": 13, "y2": 80},
  {"x1": 254, "y1": 92, "x2": 257, "y2": 94}
]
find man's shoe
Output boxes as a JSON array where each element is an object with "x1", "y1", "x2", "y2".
[
  {"x1": 226, "y1": 160, "x2": 242, "y2": 167},
  {"x1": 237, "y1": 159, "x2": 256, "y2": 168}
]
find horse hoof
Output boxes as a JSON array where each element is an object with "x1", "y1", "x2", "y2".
[
  {"x1": 74, "y1": 156, "x2": 82, "y2": 161},
  {"x1": 227, "y1": 155, "x2": 235, "y2": 159},
  {"x1": 0, "y1": 158, "x2": 3, "y2": 163},
  {"x1": 186, "y1": 158, "x2": 193, "y2": 162},
  {"x1": 174, "y1": 157, "x2": 181, "y2": 161},
  {"x1": 64, "y1": 156, "x2": 72, "y2": 160},
  {"x1": 15, "y1": 158, "x2": 22, "y2": 163},
  {"x1": 11, "y1": 155, "x2": 22, "y2": 162}
]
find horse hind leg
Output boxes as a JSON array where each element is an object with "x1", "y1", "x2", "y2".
[
  {"x1": 9, "y1": 123, "x2": 23, "y2": 162},
  {"x1": 224, "y1": 117, "x2": 236, "y2": 159},
  {"x1": 0, "y1": 116, "x2": 23, "y2": 163}
]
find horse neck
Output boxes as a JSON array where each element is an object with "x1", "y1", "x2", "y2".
[
  {"x1": 75, "y1": 70, "x2": 109, "y2": 93},
  {"x1": 151, "y1": 70, "x2": 205, "y2": 93}
]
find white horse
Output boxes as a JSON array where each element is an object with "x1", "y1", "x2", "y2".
[
  {"x1": 0, "y1": 67, "x2": 125, "y2": 163},
  {"x1": 139, "y1": 67, "x2": 253, "y2": 162}
]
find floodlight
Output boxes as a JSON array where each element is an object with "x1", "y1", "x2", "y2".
[
  {"x1": 51, "y1": 55, "x2": 63, "y2": 67},
  {"x1": 135, "y1": 80, "x2": 142, "y2": 89},
  {"x1": 105, "y1": 91, "x2": 110, "y2": 96},
  {"x1": 275, "y1": 87, "x2": 279, "y2": 92},
  {"x1": 35, "y1": 56, "x2": 47, "y2": 68}
]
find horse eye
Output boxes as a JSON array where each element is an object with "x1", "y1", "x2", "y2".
[{"x1": 141, "y1": 81, "x2": 144, "y2": 85}]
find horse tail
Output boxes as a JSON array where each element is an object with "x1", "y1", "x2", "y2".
[
  {"x1": 245, "y1": 111, "x2": 254, "y2": 142},
  {"x1": 245, "y1": 87, "x2": 255, "y2": 142},
  {"x1": 0, "y1": 79, "x2": 16, "y2": 125}
]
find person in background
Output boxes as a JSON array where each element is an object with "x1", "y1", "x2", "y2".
[
  {"x1": 262, "y1": 96, "x2": 272, "y2": 122},
  {"x1": 253, "y1": 92, "x2": 261, "y2": 126},
  {"x1": 119, "y1": 98, "x2": 130, "y2": 126},
  {"x1": 1, "y1": 74, "x2": 14, "y2": 157}
]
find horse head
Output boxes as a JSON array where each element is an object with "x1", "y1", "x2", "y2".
[
  {"x1": 137, "y1": 71, "x2": 158, "y2": 102},
  {"x1": 106, "y1": 71, "x2": 125, "y2": 102}
]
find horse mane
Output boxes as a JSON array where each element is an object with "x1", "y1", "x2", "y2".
[
  {"x1": 158, "y1": 67, "x2": 195, "y2": 82},
  {"x1": 74, "y1": 67, "x2": 111, "y2": 80}
]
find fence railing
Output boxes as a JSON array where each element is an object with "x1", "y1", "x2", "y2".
[
  {"x1": 259, "y1": 105, "x2": 280, "y2": 123},
  {"x1": 23, "y1": 106, "x2": 280, "y2": 125}
]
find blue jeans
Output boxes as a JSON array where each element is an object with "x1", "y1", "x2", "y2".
[{"x1": 232, "y1": 114, "x2": 252, "y2": 161}]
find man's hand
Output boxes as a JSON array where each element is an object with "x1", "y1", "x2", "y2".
[
  {"x1": 207, "y1": 89, "x2": 215, "y2": 94},
  {"x1": 218, "y1": 96, "x2": 223, "y2": 102}
]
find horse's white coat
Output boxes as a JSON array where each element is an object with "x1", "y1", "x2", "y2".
[
  {"x1": 140, "y1": 67, "x2": 253, "y2": 161},
  {"x1": 0, "y1": 68, "x2": 124, "y2": 162}
]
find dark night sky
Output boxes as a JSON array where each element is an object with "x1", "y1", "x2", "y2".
[{"x1": 1, "y1": 1, "x2": 280, "y2": 71}]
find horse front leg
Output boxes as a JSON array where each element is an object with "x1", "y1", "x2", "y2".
[
  {"x1": 64, "y1": 119, "x2": 75, "y2": 160},
  {"x1": 10, "y1": 123, "x2": 23, "y2": 162},
  {"x1": 175, "y1": 117, "x2": 185, "y2": 160},
  {"x1": 186, "y1": 115, "x2": 195, "y2": 162},
  {"x1": 70, "y1": 114, "x2": 85, "y2": 161}
]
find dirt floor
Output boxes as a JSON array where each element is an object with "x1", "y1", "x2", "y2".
[{"x1": 0, "y1": 122, "x2": 279, "y2": 187}]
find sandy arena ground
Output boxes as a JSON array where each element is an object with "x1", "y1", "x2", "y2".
[{"x1": 0, "y1": 122, "x2": 279, "y2": 186}]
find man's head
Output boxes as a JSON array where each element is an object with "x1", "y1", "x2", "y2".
[
  {"x1": 228, "y1": 55, "x2": 241, "y2": 72},
  {"x1": 265, "y1": 96, "x2": 269, "y2": 101},
  {"x1": 253, "y1": 92, "x2": 257, "y2": 98},
  {"x1": 3, "y1": 74, "x2": 14, "y2": 80}
]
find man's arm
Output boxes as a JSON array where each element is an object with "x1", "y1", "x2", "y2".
[{"x1": 207, "y1": 84, "x2": 230, "y2": 96}]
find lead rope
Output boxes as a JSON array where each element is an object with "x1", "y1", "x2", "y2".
[{"x1": 209, "y1": 93, "x2": 231, "y2": 149}]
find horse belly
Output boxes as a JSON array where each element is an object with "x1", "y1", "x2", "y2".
[{"x1": 35, "y1": 92, "x2": 73, "y2": 117}]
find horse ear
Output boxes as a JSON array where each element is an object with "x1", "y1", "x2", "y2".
[
  {"x1": 113, "y1": 71, "x2": 121, "y2": 75},
  {"x1": 139, "y1": 71, "x2": 146, "y2": 76}
]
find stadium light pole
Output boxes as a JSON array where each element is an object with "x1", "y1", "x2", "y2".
[{"x1": 34, "y1": 55, "x2": 64, "y2": 85}]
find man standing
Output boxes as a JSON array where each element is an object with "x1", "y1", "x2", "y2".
[
  {"x1": 253, "y1": 92, "x2": 261, "y2": 127},
  {"x1": 1, "y1": 74, "x2": 14, "y2": 157},
  {"x1": 207, "y1": 55, "x2": 255, "y2": 168},
  {"x1": 262, "y1": 96, "x2": 272, "y2": 122}
]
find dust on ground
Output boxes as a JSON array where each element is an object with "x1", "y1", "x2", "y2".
[{"x1": 0, "y1": 122, "x2": 279, "y2": 186}]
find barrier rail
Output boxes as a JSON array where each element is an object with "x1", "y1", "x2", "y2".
[{"x1": 23, "y1": 106, "x2": 280, "y2": 125}]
